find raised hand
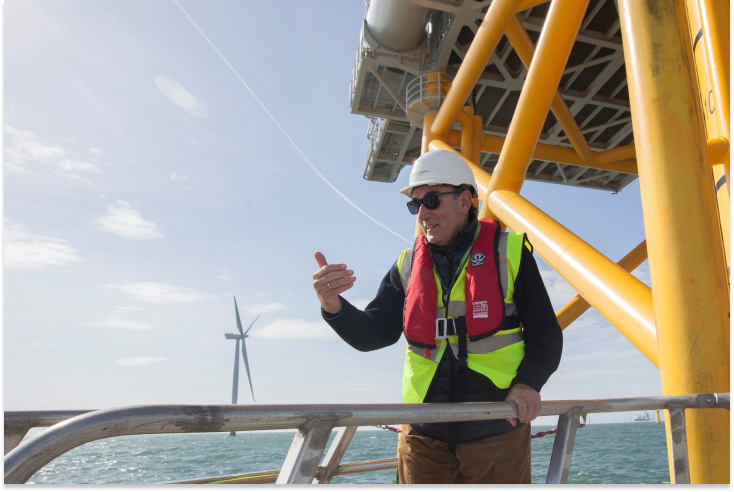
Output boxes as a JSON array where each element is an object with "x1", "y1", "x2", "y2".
[{"x1": 313, "y1": 251, "x2": 356, "y2": 314}]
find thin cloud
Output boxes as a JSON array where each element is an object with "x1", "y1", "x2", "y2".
[
  {"x1": 251, "y1": 319, "x2": 338, "y2": 339},
  {"x1": 217, "y1": 268, "x2": 233, "y2": 282},
  {"x1": 86, "y1": 307, "x2": 154, "y2": 330},
  {"x1": 116, "y1": 357, "x2": 167, "y2": 366},
  {"x1": 4, "y1": 221, "x2": 82, "y2": 269},
  {"x1": 88, "y1": 147, "x2": 112, "y2": 160},
  {"x1": 246, "y1": 303, "x2": 285, "y2": 315},
  {"x1": 107, "y1": 282, "x2": 212, "y2": 304},
  {"x1": 4, "y1": 124, "x2": 104, "y2": 178},
  {"x1": 155, "y1": 76, "x2": 208, "y2": 119},
  {"x1": 90, "y1": 201, "x2": 164, "y2": 240},
  {"x1": 537, "y1": 268, "x2": 579, "y2": 311}
]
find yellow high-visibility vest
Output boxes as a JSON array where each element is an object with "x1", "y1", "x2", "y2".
[{"x1": 397, "y1": 231, "x2": 530, "y2": 404}]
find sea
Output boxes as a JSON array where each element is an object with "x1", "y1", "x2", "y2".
[{"x1": 25, "y1": 422, "x2": 670, "y2": 484}]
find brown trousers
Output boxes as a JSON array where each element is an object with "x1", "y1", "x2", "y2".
[{"x1": 397, "y1": 423, "x2": 532, "y2": 484}]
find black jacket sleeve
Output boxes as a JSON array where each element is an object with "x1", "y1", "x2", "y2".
[
  {"x1": 321, "y1": 262, "x2": 405, "y2": 351},
  {"x1": 511, "y1": 243, "x2": 563, "y2": 392}
]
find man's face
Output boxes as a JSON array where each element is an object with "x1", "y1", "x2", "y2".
[{"x1": 413, "y1": 185, "x2": 472, "y2": 248}]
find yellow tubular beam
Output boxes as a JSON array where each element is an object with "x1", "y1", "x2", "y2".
[
  {"x1": 430, "y1": 0, "x2": 522, "y2": 137},
  {"x1": 459, "y1": 130, "x2": 726, "y2": 172},
  {"x1": 620, "y1": 0, "x2": 729, "y2": 483},
  {"x1": 421, "y1": 112, "x2": 439, "y2": 155},
  {"x1": 429, "y1": 139, "x2": 659, "y2": 366},
  {"x1": 556, "y1": 240, "x2": 647, "y2": 329},
  {"x1": 488, "y1": 189, "x2": 659, "y2": 366},
  {"x1": 459, "y1": 107, "x2": 474, "y2": 160},
  {"x1": 698, "y1": 0, "x2": 730, "y2": 181},
  {"x1": 467, "y1": 132, "x2": 638, "y2": 174},
  {"x1": 472, "y1": 115, "x2": 483, "y2": 165},
  {"x1": 594, "y1": 144, "x2": 636, "y2": 165},
  {"x1": 480, "y1": 0, "x2": 589, "y2": 203},
  {"x1": 707, "y1": 136, "x2": 729, "y2": 164},
  {"x1": 712, "y1": 164, "x2": 730, "y2": 292},
  {"x1": 505, "y1": 16, "x2": 593, "y2": 162},
  {"x1": 517, "y1": 0, "x2": 551, "y2": 12}
]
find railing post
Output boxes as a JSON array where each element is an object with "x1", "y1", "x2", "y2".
[
  {"x1": 666, "y1": 405, "x2": 691, "y2": 484},
  {"x1": 313, "y1": 426, "x2": 357, "y2": 484},
  {"x1": 276, "y1": 419, "x2": 335, "y2": 484},
  {"x1": 546, "y1": 408, "x2": 585, "y2": 484},
  {"x1": 4, "y1": 425, "x2": 32, "y2": 456}
]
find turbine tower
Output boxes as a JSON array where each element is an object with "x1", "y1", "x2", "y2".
[{"x1": 224, "y1": 296, "x2": 258, "y2": 436}]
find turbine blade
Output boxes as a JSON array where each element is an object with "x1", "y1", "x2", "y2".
[
  {"x1": 243, "y1": 312, "x2": 260, "y2": 336},
  {"x1": 241, "y1": 339, "x2": 255, "y2": 402},
  {"x1": 234, "y1": 295, "x2": 244, "y2": 335}
]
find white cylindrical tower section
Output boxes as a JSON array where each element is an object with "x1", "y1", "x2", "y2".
[{"x1": 365, "y1": 0, "x2": 430, "y2": 52}]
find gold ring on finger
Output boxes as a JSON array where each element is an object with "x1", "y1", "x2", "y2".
[{"x1": 327, "y1": 282, "x2": 332, "y2": 289}]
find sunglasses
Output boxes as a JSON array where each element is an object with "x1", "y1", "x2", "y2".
[{"x1": 406, "y1": 191, "x2": 461, "y2": 215}]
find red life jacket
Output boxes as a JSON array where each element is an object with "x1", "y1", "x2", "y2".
[{"x1": 404, "y1": 218, "x2": 504, "y2": 347}]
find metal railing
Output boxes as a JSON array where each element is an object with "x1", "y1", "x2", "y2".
[{"x1": 4, "y1": 393, "x2": 729, "y2": 484}]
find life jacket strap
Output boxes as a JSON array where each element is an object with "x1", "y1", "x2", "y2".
[{"x1": 435, "y1": 317, "x2": 458, "y2": 339}]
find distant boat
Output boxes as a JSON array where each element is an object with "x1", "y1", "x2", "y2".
[{"x1": 634, "y1": 411, "x2": 653, "y2": 422}]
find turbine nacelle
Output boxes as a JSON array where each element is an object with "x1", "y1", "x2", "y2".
[{"x1": 224, "y1": 333, "x2": 248, "y2": 340}]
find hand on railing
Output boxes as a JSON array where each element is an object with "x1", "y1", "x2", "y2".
[{"x1": 505, "y1": 383, "x2": 541, "y2": 426}]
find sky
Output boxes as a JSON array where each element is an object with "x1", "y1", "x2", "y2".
[{"x1": 4, "y1": 0, "x2": 662, "y2": 426}]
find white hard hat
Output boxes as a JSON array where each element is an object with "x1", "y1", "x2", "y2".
[{"x1": 400, "y1": 150, "x2": 478, "y2": 198}]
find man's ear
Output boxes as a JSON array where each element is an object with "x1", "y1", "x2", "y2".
[{"x1": 461, "y1": 190, "x2": 473, "y2": 214}]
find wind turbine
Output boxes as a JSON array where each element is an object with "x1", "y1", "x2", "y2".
[{"x1": 225, "y1": 296, "x2": 259, "y2": 435}]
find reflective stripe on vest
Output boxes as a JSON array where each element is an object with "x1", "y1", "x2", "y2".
[
  {"x1": 400, "y1": 232, "x2": 527, "y2": 320},
  {"x1": 397, "y1": 228, "x2": 530, "y2": 403}
]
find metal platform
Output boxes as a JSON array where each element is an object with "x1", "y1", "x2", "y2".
[{"x1": 350, "y1": 0, "x2": 637, "y2": 192}]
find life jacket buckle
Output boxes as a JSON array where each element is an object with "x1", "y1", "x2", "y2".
[{"x1": 435, "y1": 318, "x2": 454, "y2": 339}]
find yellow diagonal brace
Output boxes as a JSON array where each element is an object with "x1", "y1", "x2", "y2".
[
  {"x1": 431, "y1": 0, "x2": 522, "y2": 137},
  {"x1": 480, "y1": 0, "x2": 589, "y2": 202},
  {"x1": 556, "y1": 240, "x2": 647, "y2": 329},
  {"x1": 505, "y1": 15, "x2": 593, "y2": 162},
  {"x1": 429, "y1": 139, "x2": 659, "y2": 367}
]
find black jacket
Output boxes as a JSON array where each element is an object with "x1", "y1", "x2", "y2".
[{"x1": 322, "y1": 218, "x2": 563, "y2": 443}]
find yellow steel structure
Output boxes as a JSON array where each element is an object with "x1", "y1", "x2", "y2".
[
  {"x1": 412, "y1": 0, "x2": 730, "y2": 483},
  {"x1": 619, "y1": 0, "x2": 729, "y2": 483},
  {"x1": 430, "y1": 138, "x2": 660, "y2": 367},
  {"x1": 555, "y1": 240, "x2": 647, "y2": 330},
  {"x1": 429, "y1": 0, "x2": 521, "y2": 138}
]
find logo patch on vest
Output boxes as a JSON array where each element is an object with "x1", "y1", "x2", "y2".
[
  {"x1": 472, "y1": 301, "x2": 489, "y2": 318},
  {"x1": 470, "y1": 252, "x2": 486, "y2": 267}
]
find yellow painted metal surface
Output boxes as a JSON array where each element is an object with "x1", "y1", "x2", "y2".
[
  {"x1": 556, "y1": 240, "x2": 647, "y2": 330},
  {"x1": 429, "y1": 140, "x2": 659, "y2": 366},
  {"x1": 685, "y1": 0, "x2": 730, "y2": 285},
  {"x1": 415, "y1": 0, "x2": 729, "y2": 481},
  {"x1": 619, "y1": 0, "x2": 729, "y2": 483},
  {"x1": 487, "y1": 189, "x2": 659, "y2": 367},
  {"x1": 505, "y1": 16, "x2": 592, "y2": 162},
  {"x1": 430, "y1": 0, "x2": 521, "y2": 138},
  {"x1": 450, "y1": 131, "x2": 639, "y2": 174},
  {"x1": 697, "y1": 0, "x2": 730, "y2": 182},
  {"x1": 479, "y1": 0, "x2": 589, "y2": 203}
]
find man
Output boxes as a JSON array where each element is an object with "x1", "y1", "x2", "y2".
[{"x1": 312, "y1": 149, "x2": 562, "y2": 484}]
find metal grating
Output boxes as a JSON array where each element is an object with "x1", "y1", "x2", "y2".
[{"x1": 350, "y1": 0, "x2": 637, "y2": 192}]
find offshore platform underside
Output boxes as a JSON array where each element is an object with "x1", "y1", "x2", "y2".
[
  {"x1": 349, "y1": 0, "x2": 730, "y2": 484},
  {"x1": 351, "y1": 0, "x2": 636, "y2": 191}
]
